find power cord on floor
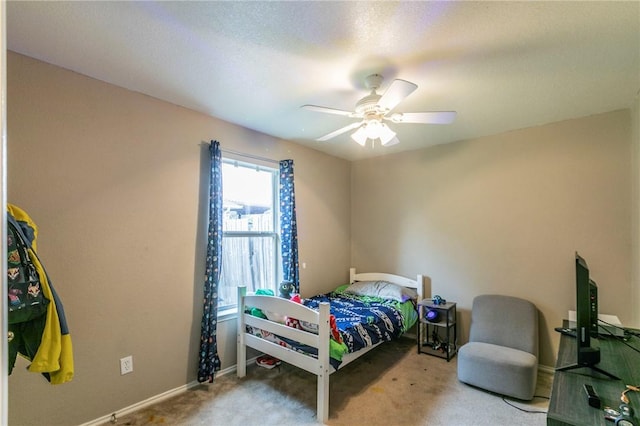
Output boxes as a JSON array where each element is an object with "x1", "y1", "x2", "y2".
[{"x1": 501, "y1": 394, "x2": 550, "y2": 414}]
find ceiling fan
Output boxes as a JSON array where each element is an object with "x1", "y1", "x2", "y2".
[{"x1": 302, "y1": 74, "x2": 456, "y2": 147}]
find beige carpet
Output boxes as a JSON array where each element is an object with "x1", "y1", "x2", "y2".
[{"x1": 117, "y1": 337, "x2": 552, "y2": 425}]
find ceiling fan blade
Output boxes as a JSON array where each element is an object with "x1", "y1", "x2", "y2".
[
  {"x1": 316, "y1": 122, "x2": 363, "y2": 141},
  {"x1": 381, "y1": 136, "x2": 400, "y2": 147},
  {"x1": 378, "y1": 79, "x2": 418, "y2": 112},
  {"x1": 302, "y1": 104, "x2": 353, "y2": 117},
  {"x1": 388, "y1": 111, "x2": 457, "y2": 124}
]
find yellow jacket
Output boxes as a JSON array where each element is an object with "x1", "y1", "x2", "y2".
[{"x1": 7, "y1": 204, "x2": 74, "y2": 384}]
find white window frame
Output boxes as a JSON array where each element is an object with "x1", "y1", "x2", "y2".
[{"x1": 217, "y1": 158, "x2": 280, "y2": 318}]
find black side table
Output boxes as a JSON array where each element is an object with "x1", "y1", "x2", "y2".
[{"x1": 417, "y1": 299, "x2": 457, "y2": 361}]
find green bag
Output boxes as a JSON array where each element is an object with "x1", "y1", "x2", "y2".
[{"x1": 7, "y1": 220, "x2": 49, "y2": 324}]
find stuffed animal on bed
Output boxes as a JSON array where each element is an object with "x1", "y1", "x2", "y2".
[{"x1": 279, "y1": 281, "x2": 295, "y2": 299}]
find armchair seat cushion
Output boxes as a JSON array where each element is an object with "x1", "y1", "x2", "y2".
[{"x1": 458, "y1": 341, "x2": 538, "y2": 400}]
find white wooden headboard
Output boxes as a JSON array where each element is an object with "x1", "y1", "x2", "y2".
[{"x1": 349, "y1": 268, "x2": 424, "y2": 301}]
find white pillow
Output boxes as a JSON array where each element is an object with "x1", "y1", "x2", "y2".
[{"x1": 344, "y1": 280, "x2": 418, "y2": 302}]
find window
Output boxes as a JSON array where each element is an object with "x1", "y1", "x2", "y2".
[{"x1": 217, "y1": 159, "x2": 280, "y2": 313}]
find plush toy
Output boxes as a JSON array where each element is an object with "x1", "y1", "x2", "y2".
[
  {"x1": 329, "y1": 315, "x2": 342, "y2": 344},
  {"x1": 285, "y1": 317, "x2": 302, "y2": 329},
  {"x1": 286, "y1": 293, "x2": 303, "y2": 329},
  {"x1": 279, "y1": 281, "x2": 295, "y2": 299}
]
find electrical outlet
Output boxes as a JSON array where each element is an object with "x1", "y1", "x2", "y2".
[{"x1": 120, "y1": 355, "x2": 133, "y2": 375}]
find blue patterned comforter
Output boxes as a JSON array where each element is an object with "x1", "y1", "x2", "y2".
[
  {"x1": 303, "y1": 292, "x2": 411, "y2": 354},
  {"x1": 247, "y1": 291, "x2": 417, "y2": 369}
]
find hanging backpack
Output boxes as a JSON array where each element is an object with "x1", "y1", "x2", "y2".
[{"x1": 7, "y1": 217, "x2": 49, "y2": 324}]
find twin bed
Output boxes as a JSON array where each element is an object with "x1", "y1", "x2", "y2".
[{"x1": 237, "y1": 268, "x2": 424, "y2": 423}]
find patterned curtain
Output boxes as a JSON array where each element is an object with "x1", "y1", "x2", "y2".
[
  {"x1": 197, "y1": 140, "x2": 223, "y2": 383},
  {"x1": 279, "y1": 159, "x2": 300, "y2": 292}
]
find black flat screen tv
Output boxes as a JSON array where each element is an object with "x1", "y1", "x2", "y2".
[
  {"x1": 556, "y1": 252, "x2": 618, "y2": 379},
  {"x1": 575, "y1": 254, "x2": 599, "y2": 365}
]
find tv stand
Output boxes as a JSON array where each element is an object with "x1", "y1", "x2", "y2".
[
  {"x1": 555, "y1": 344, "x2": 619, "y2": 380},
  {"x1": 555, "y1": 362, "x2": 619, "y2": 380},
  {"x1": 548, "y1": 321, "x2": 640, "y2": 425}
]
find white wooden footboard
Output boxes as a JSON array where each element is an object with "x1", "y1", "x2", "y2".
[
  {"x1": 236, "y1": 269, "x2": 424, "y2": 423},
  {"x1": 237, "y1": 286, "x2": 331, "y2": 423}
]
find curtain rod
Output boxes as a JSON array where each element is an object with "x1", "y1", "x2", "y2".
[{"x1": 220, "y1": 148, "x2": 280, "y2": 165}]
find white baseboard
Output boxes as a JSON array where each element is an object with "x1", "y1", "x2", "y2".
[{"x1": 79, "y1": 356, "x2": 258, "y2": 426}]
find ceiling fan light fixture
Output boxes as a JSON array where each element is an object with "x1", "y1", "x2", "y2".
[
  {"x1": 351, "y1": 121, "x2": 397, "y2": 147},
  {"x1": 351, "y1": 126, "x2": 368, "y2": 146},
  {"x1": 364, "y1": 120, "x2": 382, "y2": 139},
  {"x1": 378, "y1": 123, "x2": 397, "y2": 145}
]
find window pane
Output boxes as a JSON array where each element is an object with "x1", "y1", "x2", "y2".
[
  {"x1": 218, "y1": 235, "x2": 277, "y2": 310},
  {"x1": 222, "y1": 162, "x2": 273, "y2": 232},
  {"x1": 217, "y1": 159, "x2": 279, "y2": 314}
]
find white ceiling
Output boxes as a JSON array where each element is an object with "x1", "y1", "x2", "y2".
[{"x1": 6, "y1": 1, "x2": 640, "y2": 161}]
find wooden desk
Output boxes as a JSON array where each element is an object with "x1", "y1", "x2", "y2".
[{"x1": 547, "y1": 323, "x2": 640, "y2": 425}]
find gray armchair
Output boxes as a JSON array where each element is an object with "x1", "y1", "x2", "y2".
[{"x1": 457, "y1": 294, "x2": 539, "y2": 400}]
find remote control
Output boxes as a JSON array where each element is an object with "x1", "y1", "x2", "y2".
[{"x1": 584, "y1": 384, "x2": 601, "y2": 408}]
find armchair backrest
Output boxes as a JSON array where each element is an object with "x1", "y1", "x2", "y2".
[{"x1": 469, "y1": 294, "x2": 539, "y2": 356}]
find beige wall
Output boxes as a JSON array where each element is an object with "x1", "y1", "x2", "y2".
[
  {"x1": 6, "y1": 52, "x2": 351, "y2": 425},
  {"x1": 351, "y1": 110, "x2": 632, "y2": 367}
]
